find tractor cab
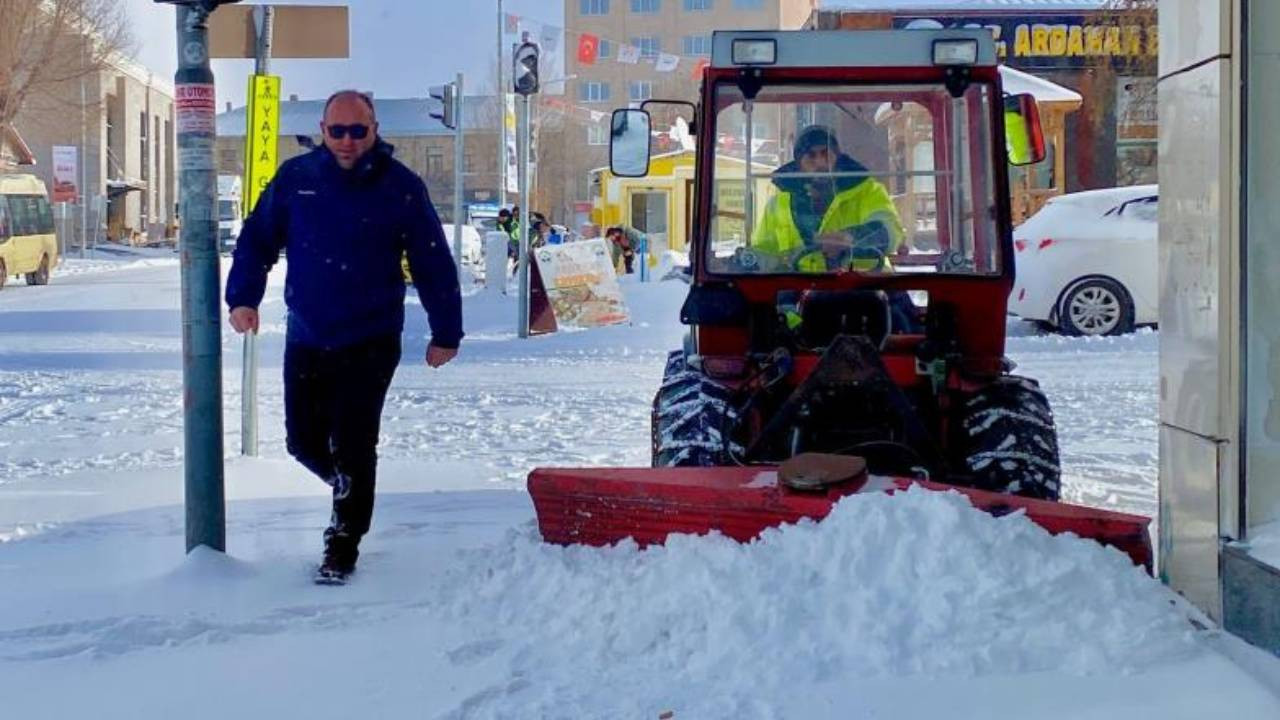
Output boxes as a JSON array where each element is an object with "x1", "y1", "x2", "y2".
[{"x1": 612, "y1": 30, "x2": 1043, "y2": 371}]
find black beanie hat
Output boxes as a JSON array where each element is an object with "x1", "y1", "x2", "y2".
[{"x1": 794, "y1": 125, "x2": 839, "y2": 158}]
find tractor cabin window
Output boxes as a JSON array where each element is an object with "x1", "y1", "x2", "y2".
[{"x1": 706, "y1": 83, "x2": 1000, "y2": 277}]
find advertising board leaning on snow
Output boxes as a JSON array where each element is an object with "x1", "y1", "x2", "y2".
[{"x1": 224, "y1": 90, "x2": 463, "y2": 585}]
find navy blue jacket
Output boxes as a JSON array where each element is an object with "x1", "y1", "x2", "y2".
[{"x1": 226, "y1": 141, "x2": 463, "y2": 350}]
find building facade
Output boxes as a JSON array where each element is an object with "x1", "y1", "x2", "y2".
[
  {"x1": 1159, "y1": 0, "x2": 1280, "y2": 658},
  {"x1": 216, "y1": 94, "x2": 502, "y2": 223},
  {"x1": 15, "y1": 49, "x2": 176, "y2": 245},
  {"x1": 556, "y1": 0, "x2": 817, "y2": 231},
  {"x1": 807, "y1": 2, "x2": 1158, "y2": 194}
]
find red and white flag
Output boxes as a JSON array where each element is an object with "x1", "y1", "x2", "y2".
[
  {"x1": 504, "y1": 13, "x2": 519, "y2": 33},
  {"x1": 690, "y1": 57, "x2": 711, "y2": 80},
  {"x1": 577, "y1": 33, "x2": 599, "y2": 65}
]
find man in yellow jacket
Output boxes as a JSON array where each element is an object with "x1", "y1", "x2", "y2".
[{"x1": 752, "y1": 125, "x2": 905, "y2": 273}]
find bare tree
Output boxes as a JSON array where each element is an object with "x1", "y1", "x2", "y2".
[{"x1": 0, "y1": 0, "x2": 133, "y2": 128}]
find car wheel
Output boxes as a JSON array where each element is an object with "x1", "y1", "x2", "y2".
[
  {"x1": 25, "y1": 254, "x2": 50, "y2": 286},
  {"x1": 1059, "y1": 278, "x2": 1134, "y2": 336}
]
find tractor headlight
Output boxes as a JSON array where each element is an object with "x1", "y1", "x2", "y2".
[
  {"x1": 932, "y1": 39, "x2": 979, "y2": 66},
  {"x1": 732, "y1": 38, "x2": 776, "y2": 66}
]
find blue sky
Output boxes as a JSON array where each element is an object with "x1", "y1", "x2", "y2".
[{"x1": 126, "y1": 0, "x2": 563, "y2": 108}]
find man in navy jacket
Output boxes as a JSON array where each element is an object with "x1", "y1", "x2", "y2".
[{"x1": 226, "y1": 90, "x2": 463, "y2": 584}]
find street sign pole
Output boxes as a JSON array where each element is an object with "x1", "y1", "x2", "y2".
[
  {"x1": 452, "y1": 72, "x2": 465, "y2": 279},
  {"x1": 174, "y1": 2, "x2": 226, "y2": 553},
  {"x1": 240, "y1": 4, "x2": 275, "y2": 458},
  {"x1": 512, "y1": 39, "x2": 539, "y2": 339},
  {"x1": 516, "y1": 92, "x2": 530, "y2": 338},
  {"x1": 496, "y1": 0, "x2": 506, "y2": 208}
]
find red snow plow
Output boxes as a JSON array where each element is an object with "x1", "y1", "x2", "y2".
[{"x1": 528, "y1": 29, "x2": 1153, "y2": 570}]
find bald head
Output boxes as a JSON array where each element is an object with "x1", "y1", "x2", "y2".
[{"x1": 321, "y1": 90, "x2": 378, "y2": 169}]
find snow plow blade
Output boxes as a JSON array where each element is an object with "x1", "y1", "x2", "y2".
[{"x1": 528, "y1": 466, "x2": 1153, "y2": 573}]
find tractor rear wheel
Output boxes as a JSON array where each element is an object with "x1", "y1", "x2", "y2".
[
  {"x1": 652, "y1": 350, "x2": 737, "y2": 467},
  {"x1": 955, "y1": 375, "x2": 1061, "y2": 500}
]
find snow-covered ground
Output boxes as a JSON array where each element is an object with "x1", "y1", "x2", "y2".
[{"x1": 1, "y1": 250, "x2": 1278, "y2": 718}]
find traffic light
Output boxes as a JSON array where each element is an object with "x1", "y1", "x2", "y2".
[
  {"x1": 513, "y1": 41, "x2": 540, "y2": 96},
  {"x1": 429, "y1": 83, "x2": 457, "y2": 129}
]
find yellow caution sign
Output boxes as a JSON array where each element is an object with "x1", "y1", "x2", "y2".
[{"x1": 243, "y1": 74, "x2": 281, "y2": 215}]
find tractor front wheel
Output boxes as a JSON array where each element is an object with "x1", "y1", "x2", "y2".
[
  {"x1": 652, "y1": 350, "x2": 737, "y2": 467},
  {"x1": 955, "y1": 375, "x2": 1061, "y2": 501}
]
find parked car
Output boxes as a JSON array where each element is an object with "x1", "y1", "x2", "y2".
[
  {"x1": 0, "y1": 174, "x2": 59, "y2": 290},
  {"x1": 1009, "y1": 185, "x2": 1157, "y2": 336},
  {"x1": 401, "y1": 223, "x2": 483, "y2": 283}
]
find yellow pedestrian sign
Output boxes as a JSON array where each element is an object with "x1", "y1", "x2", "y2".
[{"x1": 243, "y1": 74, "x2": 281, "y2": 215}]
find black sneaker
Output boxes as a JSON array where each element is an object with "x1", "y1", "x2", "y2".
[{"x1": 314, "y1": 556, "x2": 355, "y2": 585}]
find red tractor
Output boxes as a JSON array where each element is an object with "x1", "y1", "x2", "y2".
[{"x1": 530, "y1": 29, "x2": 1152, "y2": 568}]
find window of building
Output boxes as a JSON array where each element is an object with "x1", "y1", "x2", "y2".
[
  {"x1": 427, "y1": 147, "x2": 446, "y2": 175},
  {"x1": 579, "y1": 81, "x2": 612, "y2": 103},
  {"x1": 598, "y1": 38, "x2": 613, "y2": 59},
  {"x1": 683, "y1": 0, "x2": 711, "y2": 10},
  {"x1": 631, "y1": 36, "x2": 661, "y2": 59},
  {"x1": 580, "y1": 0, "x2": 609, "y2": 15},
  {"x1": 629, "y1": 81, "x2": 653, "y2": 102},
  {"x1": 630, "y1": 0, "x2": 660, "y2": 13},
  {"x1": 732, "y1": 0, "x2": 763, "y2": 8},
  {"x1": 587, "y1": 123, "x2": 609, "y2": 146},
  {"x1": 139, "y1": 112, "x2": 149, "y2": 182},
  {"x1": 682, "y1": 35, "x2": 712, "y2": 56}
]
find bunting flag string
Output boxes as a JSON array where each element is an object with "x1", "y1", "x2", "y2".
[{"x1": 501, "y1": 13, "x2": 715, "y2": 70}]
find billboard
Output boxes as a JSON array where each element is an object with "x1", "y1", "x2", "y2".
[
  {"x1": 50, "y1": 146, "x2": 77, "y2": 203},
  {"x1": 532, "y1": 238, "x2": 630, "y2": 328},
  {"x1": 892, "y1": 15, "x2": 1157, "y2": 69}
]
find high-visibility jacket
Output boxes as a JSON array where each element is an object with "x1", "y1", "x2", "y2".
[
  {"x1": 1005, "y1": 109, "x2": 1033, "y2": 165},
  {"x1": 752, "y1": 165, "x2": 905, "y2": 273}
]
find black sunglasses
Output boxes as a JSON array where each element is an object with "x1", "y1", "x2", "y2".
[{"x1": 326, "y1": 123, "x2": 370, "y2": 140}]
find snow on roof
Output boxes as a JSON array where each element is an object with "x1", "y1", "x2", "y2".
[
  {"x1": 825, "y1": 0, "x2": 1109, "y2": 10},
  {"x1": 216, "y1": 96, "x2": 498, "y2": 138},
  {"x1": 875, "y1": 66, "x2": 1081, "y2": 123},
  {"x1": 999, "y1": 66, "x2": 1083, "y2": 105}
]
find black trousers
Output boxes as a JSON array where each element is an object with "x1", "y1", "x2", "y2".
[{"x1": 284, "y1": 334, "x2": 401, "y2": 559}]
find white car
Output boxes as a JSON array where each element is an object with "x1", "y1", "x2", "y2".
[
  {"x1": 442, "y1": 224, "x2": 483, "y2": 265},
  {"x1": 1009, "y1": 185, "x2": 1158, "y2": 336}
]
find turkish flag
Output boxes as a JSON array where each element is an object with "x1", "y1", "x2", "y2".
[
  {"x1": 577, "y1": 33, "x2": 599, "y2": 65},
  {"x1": 691, "y1": 58, "x2": 711, "y2": 80}
]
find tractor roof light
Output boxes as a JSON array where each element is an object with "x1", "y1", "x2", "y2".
[
  {"x1": 732, "y1": 39, "x2": 776, "y2": 66},
  {"x1": 932, "y1": 39, "x2": 979, "y2": 66}
]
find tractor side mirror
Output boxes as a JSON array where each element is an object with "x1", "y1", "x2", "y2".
[
  {"x1": 1003, "y1": 93, "x2": 1046, "y2": 166},
  {"x1": 610, "y1": 108, "x2": 652, "y2": 178}
]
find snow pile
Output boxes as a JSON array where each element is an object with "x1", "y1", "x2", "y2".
[{"x1": 432, "y1": 486, "x2": 1195, "y2": 714}]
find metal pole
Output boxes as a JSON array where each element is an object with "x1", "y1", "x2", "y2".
[
  {"x1": 744, "y1": 100, "x2": 755, "y2": 247},
  {"x1": 240, "y1": 4, "x2": 273, "y2": 458},
  {"x1": 453, "y1": 72, "x2": 465, "y2": 279},
  {"x1": 175, "y1": 3, "x2": 225, "y2": 553},
  {"x1": 517, "y1": 93, "x2": 531, "y2": 338},
  {"x1": 496, "y1": 0, "x2": 506, "y2": 207},
  {"x1": 80, "y1": 40, "x2": 87, "y2": 259}
]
